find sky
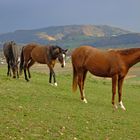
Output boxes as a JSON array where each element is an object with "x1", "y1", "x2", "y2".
[{"x1": 0, "y1": 0, "x2": 140, "y2": 33}]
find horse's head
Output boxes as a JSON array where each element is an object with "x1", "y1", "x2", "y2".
[
  {"x1": 50, "y1": 46, "x2": 68, "y2": 68},
  {"x1": 10, "y1": 40, "x2": 16, "y2": 46},
  {"x1": 58, "y1": 49, "x2": 68, "y2": 68}
]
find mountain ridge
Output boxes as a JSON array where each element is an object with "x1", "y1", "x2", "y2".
[{"x1": 0, "y1": 24, "x2": 140, "y2": 48}]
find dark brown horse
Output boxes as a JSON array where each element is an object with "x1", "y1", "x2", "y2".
[
  {"x1": 72, "y1": 45, "x2": 140, "y2": 110},
  {"x1": 20, "y1": 43, "x2": 67, "y2": 86},
  {"x1": 3, "y1": 41, "x2": 19, "y2": 78}
]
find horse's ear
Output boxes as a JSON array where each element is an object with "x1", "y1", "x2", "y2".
[
  {"x1": 64, "y1": 49, "x2": 68, "y2": 53},
  {"x1": 62, "y1": 49, "x2": 68, "y2": 54},
  {"x1": 11, "y1": 40, "x2": 16, "y2": 45}
]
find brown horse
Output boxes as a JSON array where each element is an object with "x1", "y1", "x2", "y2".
[
  {"x1": 20, "y1": 43, "x2": 67, "y2": 86},
  {"x1": 72, "y1": 45, "x2": 140, "y2": 110},
  {"x1": 3, "y1": 41, "x2": 20, "y2": 78}
]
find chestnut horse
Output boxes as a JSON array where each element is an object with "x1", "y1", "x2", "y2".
[
  {"x1": 20, "y1": 43, "x2": 67, "y2": 86},
  {"x1": 72, "y1": 46, "x2": 140, "y2": 110}
]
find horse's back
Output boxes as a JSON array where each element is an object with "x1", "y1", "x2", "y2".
[
  {"x1": 72, "y1": 46, "x2": 99, "y2": 65},
  {"x1": 3, "y1": 42, "x2": 11, "y2": 56},
  {"x1": 23, "y1": 43, "x2": 49, "y2": 64},
  {"x1": 12, "y1": 44, "x2": 19, "y2": 60},
  {"x1": 71, "y1": 45, "x2": 121, "y2": 77},
  {"x1": 72, "y1": 45, "x2": 96, "y2": 54},
  {"x1": 23, "y1": 43, "x2": 39, "y2": 52},
  {"x1": 22, "y1": 43, "x2": 39, "y2": 59},
  {"x1": 31, "y1": 45, "x2": 49, "y2": 64},
  {"x1": 3, "y1": 41, "x2": 19, "y2": 65},
  {"x1": 3, "y1": 42, "x2": 16, "y2": 58}
]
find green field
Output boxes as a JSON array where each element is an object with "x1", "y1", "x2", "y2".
[{"x1": 0, "y1": 65, "x2": 140, "y2": 140}]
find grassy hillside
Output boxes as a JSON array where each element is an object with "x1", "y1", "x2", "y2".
[
  {"x1": 0, "y1": 65, "x2": 140, "y2": 140},
  {"x1": 1, "y1": 24, "x2": 139, "y2": 49}
]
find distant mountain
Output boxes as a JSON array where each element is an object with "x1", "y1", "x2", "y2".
[
  {"x1": 88, "y1": 33, "x2": 140, "y2": 47},
  {"x1": 0, "y1": 24, "x2": 140, "y2": 48}
]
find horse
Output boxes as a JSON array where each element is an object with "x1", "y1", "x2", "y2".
[
  {"x1": 3, "y1": 41, "x2": 19, "y2": 78},
  {"x1": 71, "y1": 45, "x2": 140, "y2": 110},
  {"x1": 19, "y1": 43, "x2": 68, "y2": 86}
]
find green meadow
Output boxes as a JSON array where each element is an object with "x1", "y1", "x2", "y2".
[{"x1": 0, "y1": 64, "x2": 140, "y2": 140}]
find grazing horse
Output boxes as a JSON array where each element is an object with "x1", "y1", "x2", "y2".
[
  {"x1": 20, "y1": 43, "x2": 67, "y2": 86},
  {"x1": 3, "y1": 41, "x2": 19, "y2": 78},
  {"x1": 71, "y1": 45, "x2": 140, "y2": 110}
]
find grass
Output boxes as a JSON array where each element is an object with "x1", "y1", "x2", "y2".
[{"x1": 0, "y1": 65, "x2": 140, "y2": 140}]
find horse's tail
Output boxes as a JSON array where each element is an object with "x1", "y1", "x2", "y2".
[
  {"x1": 19, "y1": 47, "x2": 24, "y2": 75},
  {"x1": 72, "y1": 63, "x2": 78, "y2": 92},
  {"x1": 11, "y1": 44, "x2": 18, "y2": 63}
]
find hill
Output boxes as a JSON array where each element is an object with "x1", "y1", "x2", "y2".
[{"x1": 0, "y1": 24, "x2": 140, "y2": 48}]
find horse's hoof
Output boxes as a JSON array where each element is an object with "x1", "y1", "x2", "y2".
[
  {"x1": 50, "y1": 83, "x2": 53, "y2": 86},
  {"x1": 120, "y1": 105, "x2": 126, "y2": 111},
  {"x1": 114, "y1": 104, "x2": 118, "y2": 109},
  {"x1": 82, "y1": 98, "x2": 88, "y2": 103},
  {"x1": 119, "y1": 101, "x2": 126, "y2": 111},
  {"x1": 54, "y1": 82, "x2": 58, "y2": 86},
  {"x1": 49, "y1": 83, "x2": 57, "y2": 86},
  {"x1": 121, "y1": 107, "x2": 126, "y2": 111}
]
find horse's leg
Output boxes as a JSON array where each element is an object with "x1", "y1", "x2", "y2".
[
  {"x1": 112, "y1": 75, "x2": 118, "y2": 110},
  {"x1": 49, "y1": 67, "x2": 57, "y2": 86},
  {"x1": 49, "y1": 70, "x2": 52, "y2": 84},
  {"x1": 7, "y1": 62, "x2": 11, "y2": 76},
  {"x1": 78, "y1": 71, "x2": 87, "y2": 103},
  {"x1": 82, "y1": 70, "x2": 88, "y2": 103},
  {"x1": 48, "y1": 62, "x2": 57, "y2": 86},
  {"x1": 118, "y1": 76, "x2": 126, "y2": 111},
  {"x1": 52, "y1": 70, "x2": 57, "y2": 86},
  {"x1": 16, "y1": 62, "x2": 19, "y2": 78},
  {"x1": 23, "y1": 61, "x2": 29, "y2": 81},
  {"x1": 27, "y1": 59, "x2": 35, "y2": 79},
  {"x1": 16, "y1": 69, "x2": 19, "y2": 78},
  {"x1": 6, "y1": 59, "x2": 12, "y2": 77}
]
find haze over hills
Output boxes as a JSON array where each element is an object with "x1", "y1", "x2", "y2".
[{"x1": 0, "y1": 24, "x2": 140, "y2": 48}]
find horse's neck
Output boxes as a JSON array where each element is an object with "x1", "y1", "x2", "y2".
[{"x1": 121, "y1": 48, "x2": 140, "y2": 68}]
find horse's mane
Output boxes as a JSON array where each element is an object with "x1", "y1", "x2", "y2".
[
  {"x1": 48, "y1": 45, "x2": 62, "y2": 59},
  {"x1": 49, "y1": 45, "x2": 61, "y2": 49},
  {"x1": 116, "y1": 48, "x2": 140, "y2": 55},
  {"x1": 49, "y1": 45, "x2": 63, "y2": 53}
]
